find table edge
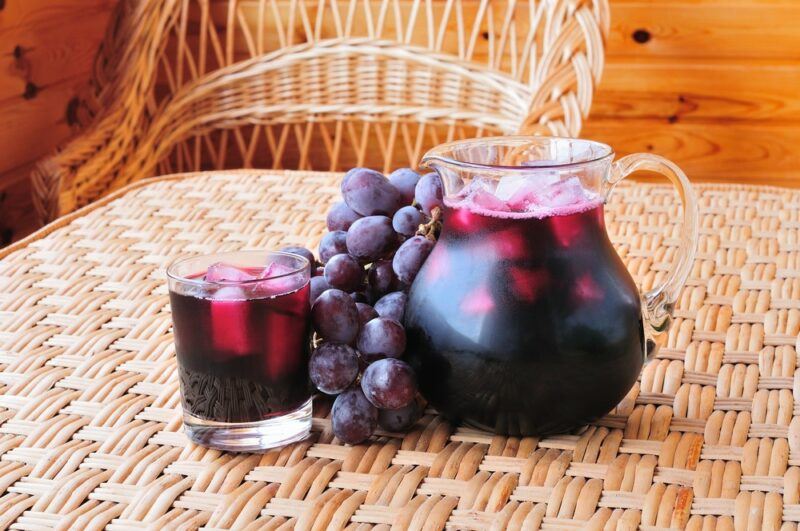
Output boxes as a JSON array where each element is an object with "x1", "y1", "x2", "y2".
[
  {"x1": 2, "y1": 170, "x2": 794, "y2": 260},
  {"x1": 0, "y1": 169, "x2": 338, "y2": 260}
]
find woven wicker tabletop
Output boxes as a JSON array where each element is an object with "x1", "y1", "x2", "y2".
[{"x1": 0, "y1": 169, "x2": 798, "y2": 530}]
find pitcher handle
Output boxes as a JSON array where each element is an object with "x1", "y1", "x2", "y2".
[{"x1": 606, "y1": 154, "x2": 699, "y2": 361}]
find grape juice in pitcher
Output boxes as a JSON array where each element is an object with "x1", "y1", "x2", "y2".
[{"x1": 404, "y1": 137, "x2": 698, "y2": 435}]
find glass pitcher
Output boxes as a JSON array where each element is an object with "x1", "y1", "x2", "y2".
[{"x1": 404, "y1": 136, "x2": 698, "y2": 435}]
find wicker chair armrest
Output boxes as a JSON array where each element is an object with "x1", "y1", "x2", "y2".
[{"x1": 32, "y1": 107, "x2": 139, "y2": 223}]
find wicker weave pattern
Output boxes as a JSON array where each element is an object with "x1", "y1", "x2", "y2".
[
  {"x1": 31, "y1": 0, "x2": 608, "y2": 223},
  {"x1": 2, "y1": 170, "x2": 799, "y2": 529}
]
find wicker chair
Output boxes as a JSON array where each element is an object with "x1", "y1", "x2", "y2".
[{"x1": 32, "y1": 0, "x2": 609, "y2": 223}]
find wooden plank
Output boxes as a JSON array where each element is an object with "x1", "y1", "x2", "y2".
[
  {"x1": 0, "y1": 0, "x2": 115, "y2": 244},
  {"x1": 0, "y1": 160, "x2": 33, "y2": 192},
  {"x1": 0, "y1": 166, "x2": 37, "y2": 245},
  {"x1": 0, "y1": 74, "x2": 85, "y2": 176},
  {"x1": 607, "y1": 2, "x2": 800, "y2": 59},
  {"x1": 583, "y1": 119, "x2": 800, "y2": 186},
  {"x1": 0, "y1": 0, "x2": 113, "y2": 25},
  {"x1": 594, "y1": 58, "x2": 800, "y2": 121},
  {"x1": 0, "y1": 0, "x2": 113, "y2": 103}
]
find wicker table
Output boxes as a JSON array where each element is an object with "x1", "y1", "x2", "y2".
[{"x1": 0, "y1": 170, "x2": 798, "y2": 530}]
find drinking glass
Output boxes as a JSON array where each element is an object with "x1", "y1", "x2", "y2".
[{"x1": 167, "y1": 250, "x2": 312, "y2": 451}]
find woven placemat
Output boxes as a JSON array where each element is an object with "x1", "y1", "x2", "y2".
[{"x1": 0, "y1": 170, "x2": 798, "y2": 530}]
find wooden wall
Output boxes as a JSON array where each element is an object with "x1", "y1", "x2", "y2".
[
  {"x1": 1, "y1": 0, "x2": 799, "y2": 244},
  {"x1": 586, "y1": 0, "x2": 800, "y2": 185},
  {"x1": 0, "y1": 0, "x2": 116, "y2": 245}
]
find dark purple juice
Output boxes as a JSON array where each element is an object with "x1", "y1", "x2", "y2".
[
  {"x1": 170, "y1": 277, "x2": 311, "y2": 423},
  {"x1": 405, "y1": 198, "x2": 644, "y2": 435}
]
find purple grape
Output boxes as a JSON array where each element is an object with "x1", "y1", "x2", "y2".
[
  {"x1": 314, "y1": 266, "x2": 325, "y2": 277},
  {"x1": 415, "y1": 173, "x2": 443, "y2": 216},
  {"x1": 280, "y1": 246, "x2": 316, "y2": 267},
  {"x1": 361, "y1": 358, "x2": 417, "y2": 409},
  {"x1": 311, "y1": 289, "x2": 359, "y2": 344},
  {"x1": 324, "y1": 254, "x2": 364, "y2": 293},
  {"x1": 310, "y1": 276, "x2": 331, "y2": 302},
  {"x1": 389, "y1": 168, "x2": 421, "y2": 204},
  {"x1": 346, "y1": 216, "x2": 397, "y2": 262},
  {"x1": 318, "y1": 231, "x2": 348, "y2": 263},
  {"x1": 374, "y1": 292, "x2": 407, "y2": 322},
  {"x1": 378, "y1": 400, "x2": 422, "y2": 432},
  {"x1": 392, "y1": 206, "x2": 423, "y2": 237},
  {"x1": 309, "y1": 343, "x2": 359, "y2": 395},
  {"x1": 341, "y1": 168, "x2": 402, "y2": 217},
  {"x1": 367, "y1": 260, "x2": 398, "y2": 298},
  {"x1": 356, "y1": 302, "x2": 378, "y2": 327},
  {"x1": 357, "y1": 318, "x2": 406, "y2": 360},
  {"x1": 327, "y1": 201, "x2": 361, "y2": 231},
  {"x1": 331, "y1": 387, "x2": 378, "y2": 445},
  {"x1": 351, "y1": 292, "x2": 371, "y2": 304},
  {"x1": 392, "y1": 236, "x2": 434, "y2": 284}
]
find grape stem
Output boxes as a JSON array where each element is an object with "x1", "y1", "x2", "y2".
[{"x1": 417, "y1": 207, "x2": 442, "y2": 241}]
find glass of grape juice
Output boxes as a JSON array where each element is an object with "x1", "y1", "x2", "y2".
[{"x1": 167, "y1": 250, "x2": 312, "y2": 452}]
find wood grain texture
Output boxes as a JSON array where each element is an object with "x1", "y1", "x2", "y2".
[
  {"x1": 0, "y1": 75, "x2": 87, "y2": 179},
  {"x1": 607, "y1": 1, "x2": 800, "y2": 59},
  {"x1": 594, "y1": 58, "x2": 800, "y2": 122},
  {"x1": 583, "y1": 119, "x2": 800, "y2": 185},
  {"x1": 593, "y1": 0, "x2": 800, "y2": 187},
  {"x1": 0, "y1": 0, "x2": 113, "y2": 102},
  {"x1": 0, "y1": 172, "x2": 35, "y2": 247},
  {"x1": 0, "y1": 0, "x2": 116, "y2": 242}
]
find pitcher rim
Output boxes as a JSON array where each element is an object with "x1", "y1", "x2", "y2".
[{"x1": 420, "y1": 135, "x2": 615, "y2": 172}]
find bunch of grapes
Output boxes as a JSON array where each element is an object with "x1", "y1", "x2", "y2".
[{"x1": 303, "y1": 167, "x2": 443, "y2": 444}]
